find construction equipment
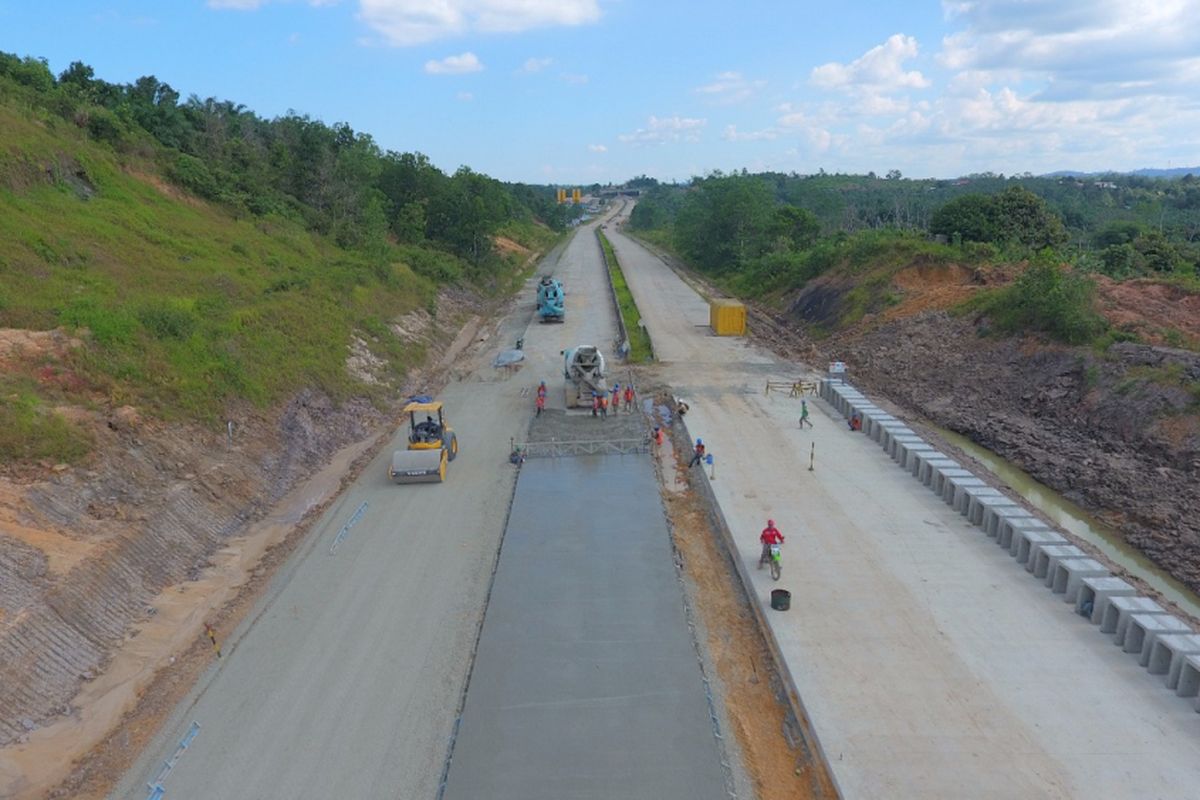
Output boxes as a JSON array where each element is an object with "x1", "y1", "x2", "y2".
[
  {"x1": 562, "y1": 345, "x2": 607, "y2": 408},
  {"x1": 389, "y1": 401, "x2": 458, "y2": 484},
  {"x1": 536, "y1": 276, "x2": 565, "y2": 323}
]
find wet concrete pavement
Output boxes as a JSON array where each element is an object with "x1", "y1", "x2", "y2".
[{"x1": 441, "y1": 455, "x2": 728, "y2": 800}]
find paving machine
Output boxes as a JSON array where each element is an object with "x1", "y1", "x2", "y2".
[
  {"x1": 562, "y1": 345, "x2": 607, "y2": 408},
  {"x1": 389, "y1": 401, "x2": 458, "y2": 484},
  {"x1": 536, "y1": 276, "x2": 565, "y2": 323}
]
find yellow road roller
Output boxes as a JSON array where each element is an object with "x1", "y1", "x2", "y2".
[{"x1": 389, "y1": 401, "x2": 459, "y2": 484}]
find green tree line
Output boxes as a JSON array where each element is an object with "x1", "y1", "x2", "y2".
[{"x1": 0, "y1": 52, "x2": 581, "y2": 275}]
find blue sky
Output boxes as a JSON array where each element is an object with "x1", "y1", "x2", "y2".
[{"x1": 3, "y1": 1, "x2": 1199, "y2": 183}]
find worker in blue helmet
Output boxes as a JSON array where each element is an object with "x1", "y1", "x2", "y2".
[{"x1": 688, "y1": 437, "x2": 706, "y2": 468}]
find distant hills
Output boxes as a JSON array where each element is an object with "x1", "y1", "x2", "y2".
[{"x1": 1044, "y1": 167, "x2": 1200, "y2": 179}]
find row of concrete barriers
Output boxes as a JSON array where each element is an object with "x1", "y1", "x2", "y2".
[{"x1": 821, "y1": 379, "x2": 1200, "y2": 711}]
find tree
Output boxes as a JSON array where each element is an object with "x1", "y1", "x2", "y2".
[
  {"x1": 993, "y1": 186, "x2": 1069, "y2": 248},
  {"x1": 929, "y1": 194, "x2": 998, "y2": 242},
  {"x1": 771, "y1": 205, "x2": 820, "y2": 250}
]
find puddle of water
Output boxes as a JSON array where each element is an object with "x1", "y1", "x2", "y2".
[{"x1": 938, "y1": 427, "x2": 1200, "y2": 620}]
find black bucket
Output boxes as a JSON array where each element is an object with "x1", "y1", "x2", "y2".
[{"x1": 770, "y1": 589, "x2": 791, "y2": 611}]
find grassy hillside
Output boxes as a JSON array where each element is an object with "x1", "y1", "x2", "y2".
[{"x1": 0, "y1": 73, "x2": 557, "y2": 464}]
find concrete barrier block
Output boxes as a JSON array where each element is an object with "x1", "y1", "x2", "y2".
[
  {"x1": 1103, "y1": 596, "x2": 1166, "y2": 641},
  {"x1": 908, "y1": 449, "x2": 944, "y2": 476},
  {"x1": 1048, "y1": 558, "x2": 1109, "y2": 602},
  {"x1": 984, "y1": 506, "x2": 1034, "y2": 538},
  {"x1": 1176, "y1": 655, "x2": 1200, "y2": 698},
  {"x1": 918, "y1": 458, "x2": 960, "y2": 486},
  {"x1": 1076, "y1": 576, "x2": 1136, "y2": 623},
  {"x1": 866, "y1": 414, "x2": 897, "y2": 441},
  {"x1": 880, "y1": 426, "x2": 916, "y2": 453},
  {"x1": 965, "y1": 491, "x2": 1012, "y2": 524},
  {"x1": 1146, "y1": 634, "x2": 1200, "y2": 689},
  {"x1": 931, "y1": 468, "x2": 974, "y2": 497},
  {"x1": 1012, "y1": 527, "x2": 1066, "y2": 563},
  {"x1": 1029, "y1": 544, "x2": 1084, "y2": 578},
  {"x1": 1006, "y1": 520, "x2": 1056, "y2": 555},
  {"x1": 889, "y1": 436, "x2": 926, "y2": 461},
  {"x1": 945, "y1": 477, "x2": 987, "y2": 509},
  {"x1": 1125, "y1": 614, "x2": 1192, "y2": 664},
  {"x1": 898, "y1": 444, "x2": 937, "y2": 471}
]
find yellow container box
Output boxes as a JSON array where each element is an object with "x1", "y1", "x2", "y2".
[{"x1": 709, "y1": 299, "x2": 746, "y2": 336}]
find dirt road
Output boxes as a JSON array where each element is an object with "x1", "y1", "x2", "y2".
[
  {"x1": 605, "y1": 210, "x2": 1200, "y2": 799},
  {"x1": 106, "y1": 222, "x2": 619, "y2": 799}
]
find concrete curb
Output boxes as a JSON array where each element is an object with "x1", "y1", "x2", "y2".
[{"x1": 674, "y1": 415, "x2": 843, "y2": 798}]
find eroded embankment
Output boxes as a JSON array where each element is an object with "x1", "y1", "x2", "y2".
[
  {"x1": 0, "y1": 291, "x2": 485, "y2": 758},
  {"x1": 814, "y1": 311, "x2": 1200, "y2": 597}
]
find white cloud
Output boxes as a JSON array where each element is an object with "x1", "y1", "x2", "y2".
[
  {"x1": 721, "y1": 125, "x2": 778, "y2": 142},
  {"x1": 424, "y1": 52, "x2": 484, "y2": 75},
  {"x1": 811, "y1": 34, "x2": 930, "y2": 91},
  {"x1": 940, "y1": 0, "x2": 1200, "y2": 101},
  {"x1": 694, "y1": 71, "x2": 766, "y2": 105},
  {"x1": 359, "y1": 0, "x2": 601, "y2": 46},
  {"x1": 588, "y1": 144, "x2": 607, "y2": 153},
  {"x1": 618, "y1": 115, "x2": 707, "y2": 145},
  {"x1": 456, "y1": 91, "x2": 474, "y2": 101},
  {"x1": 520, "y1": 57, "x2": 553, "y2": 74}
]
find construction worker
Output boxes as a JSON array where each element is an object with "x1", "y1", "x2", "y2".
[
  {"x1": 688, "y1": 438, "x2": 705, "y2": 468},
  {"x1": 592, "y1": 392, "x2": 600, "y2": 417},
  {"x1": 653, "y1": 426, "x2": 664, "y2": 447},
  {"x1": 611, "y1": 383, "x2": 621, "y2": 413},
  {"x1": 759, "y1": 519, "x2": 785, "y2": 569},
  {"x1": 599, "y1": 392, "x2": 608, "y2": 419},
  {"x1": 535, "y1": 393, "x2": 545, "y2": 416},
  {"x1": 536, "y1": 380, "x2": 547, "y2": 400},
  {"x1": 799, "y1": 399, "x2": 812, "y2": 429},
  {"x1": 623, "y1": 384, "x2": 635, "y2": 413}
]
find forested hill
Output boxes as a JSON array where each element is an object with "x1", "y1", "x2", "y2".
[{"x1": 0, "y1": 52, "x2": 572, "y2": 464}]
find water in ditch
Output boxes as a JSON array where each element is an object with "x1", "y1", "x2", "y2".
[{"x1": 937, "y1": 427, "x2": 1200, "y2": 620}]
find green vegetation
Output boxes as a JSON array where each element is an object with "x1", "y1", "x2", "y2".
[
  {"x1": 598, "y1": 232, "x2": 652, "y2": 362},
  {"x1": 0, "y1": 52, "x2": 576, "y2": 464},
  {"x1": 627, "y1": 168, "x2": 1200, "y2": 347},
  {"x1": 0, "y1": 379, "x2": 93, "y2": 464},
  {"x1": 964, "y1": 255, "x2": 1106, "y2": 344}
]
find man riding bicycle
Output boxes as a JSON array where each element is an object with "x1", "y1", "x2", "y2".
[{"x1": 759, "y1": 519, "x2": 784, "y2": 569}]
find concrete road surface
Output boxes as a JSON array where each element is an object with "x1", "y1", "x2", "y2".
[
  {"x1": 113, "y1": 219, "x2": 621, "y2": 799},
  {"x1": 441, "y1": 455, "x2": 728, "y2": 800},
  {"x1": 605, "y1": 209, "x2": 1200, "y2": 799}
]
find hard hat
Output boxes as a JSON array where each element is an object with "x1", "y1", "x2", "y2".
[
  {"x1": 768, "y1": 519, "x2": 775, "y2": 527},
  {"x1": 696, "y1": 438, "x2": 703, "y2": 445}
]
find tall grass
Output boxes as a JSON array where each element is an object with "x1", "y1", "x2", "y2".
[{"x1": 598, "y1": 232, "x2": 653, "y2": 362}]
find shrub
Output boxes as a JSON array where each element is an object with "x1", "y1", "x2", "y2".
[{"x1": 983, "y1": 255, "x2": 1106, "y2": 344}]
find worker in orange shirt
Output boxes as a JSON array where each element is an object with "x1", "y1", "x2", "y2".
[
  {"x1": 623, "y1": 384, "x2": 635, "y2": 413},
  {"x1": 535, "y1": 393, "x2": 545, "y2": 417}
]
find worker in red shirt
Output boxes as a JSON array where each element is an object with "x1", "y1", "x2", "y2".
[
  {"x1": 653, "y1": 426, "x2": 664, "y2": 447},
  {"x1": 599, "y1": 393, "x2": 608, "y2": 419},
  {"x1": 623, "y1": 385, "x2": 635, "y2": 413},
  {"x1": 759, "y1": 519, "x2": 784, "y2": 569},
  {"x1": 536, "y1": 381, "x2": 547, "y2": 399},
  {"x1": 535, "y1": 393, "x2": 545, "y2": 416}
]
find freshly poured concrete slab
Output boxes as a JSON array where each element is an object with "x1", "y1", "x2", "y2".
[{"x1": 441, "y1": 455, "x2": 728, "y2": 800}]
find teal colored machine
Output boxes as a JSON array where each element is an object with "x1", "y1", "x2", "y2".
[{"x1": 536, "y1": 276, "x2": 565, "y2": 323}]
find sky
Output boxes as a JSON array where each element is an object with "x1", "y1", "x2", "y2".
[{"x1": 3, "y1": 1, "x2": 1200, "y2": 184}]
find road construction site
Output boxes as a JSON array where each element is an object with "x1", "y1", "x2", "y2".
[
  {"x1": 100, "y1": 212, "x2": 777, "y2": 799},
  {"x1": 27, "y1": 199, "x2": 1198, "y2": 800}
]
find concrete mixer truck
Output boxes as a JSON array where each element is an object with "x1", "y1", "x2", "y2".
[
  {"x1": 536, "y1": 276, "x2": 565, "y2": 323},
  {"x1": 562, "y1": 345, "x2": 607, "y2": 408}
]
